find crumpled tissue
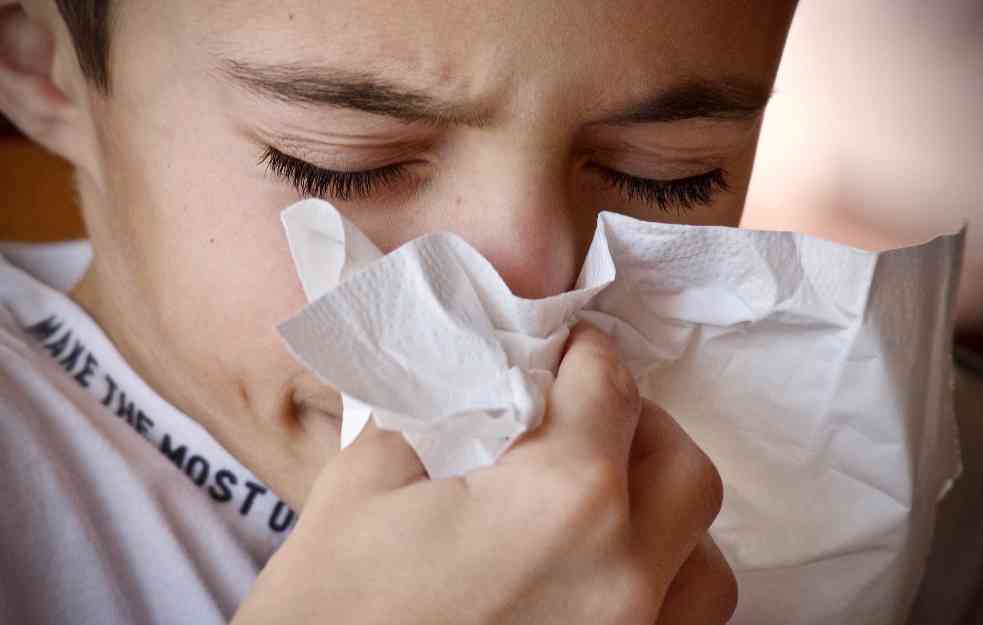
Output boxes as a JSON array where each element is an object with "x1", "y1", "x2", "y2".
[{"x1": 276, "y1": 198, "x2": 964, "y2": 625}]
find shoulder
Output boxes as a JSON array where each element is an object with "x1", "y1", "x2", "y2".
[
  {"x1": 0, "y1": 244, "x2": 270, "y2": 625},
  {"x1": 0, "y1": 318, "x2": 123, "y2": 622},
  {"x1": 0, "y1": 315, "x2": 231, "y2": 625},
  {"x1": 0, "y1": 241, "x2": 96, "y2": 439}
]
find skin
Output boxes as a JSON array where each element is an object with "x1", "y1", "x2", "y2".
[
  {"x1": 232, "y1": 326, "x2": 738, "y2": 625},
  {"x1": 1, "y1": 1, "x2": 796, "y2": 622}
]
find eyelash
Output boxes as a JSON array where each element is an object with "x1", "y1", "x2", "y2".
[
  {"x1": 591, "y1": 166, "x2": 729, "y2": 215},
  {"x1": 260, "y1": 146, "x2": 411, "y2": 202},
  {"x1": 260, "y1": 145, "x2": 728, "y2": 213}
]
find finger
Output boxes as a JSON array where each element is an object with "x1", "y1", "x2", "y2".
[
  {"x1": 656, "y1": 536, "x2": 738, "y2": 625},
  {"x1": 506, "y1": 321, "x2": 642, "y2": 471},
  {"x1": 306, "y1": 420, "x2": 427, "y2": 511},
  {"x1": 630, "y1": 399, "x2": 725, "y2": 581}
]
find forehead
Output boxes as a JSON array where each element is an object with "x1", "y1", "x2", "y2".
[{"x1": 116, "y1": 1, "x2": 793, "y2": 111}]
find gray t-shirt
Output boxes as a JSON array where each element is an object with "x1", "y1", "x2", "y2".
[{"x1": 0, "y1": 242, "x2": 294, "y2": 624}]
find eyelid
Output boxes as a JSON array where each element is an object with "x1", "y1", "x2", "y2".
[
  {"x1": 261, "y1": 145, "x2": 411, "y2": 174},
  {"x1": 588, "y1": 162, "x2": 713, "y2": 184},
  {"x1": 260, "y1": 145, "x2": 729, "y2": 212},
  {"x1": 259, "y1": 146, "x2": 413, "y2": 201},
  {"x1": 589, "y1": 164, "x2": 730, "y2": 214},
  {"x1": 583, "y1": 116, "x2": 763, "y2": 155},
  {"x1": 585, "y1": 149, "x2": 728, "y2": 181},
  {"x1": 256, "y1": 127, "x2": 437, "y2": 167}
]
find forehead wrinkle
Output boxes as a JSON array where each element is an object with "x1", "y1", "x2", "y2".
[
  {"x1": 198, "y1": 1, "x2": 787, "y2": 134},
  {"x1": 195, "y1": 3, "x2": 518, "y2": 126}
]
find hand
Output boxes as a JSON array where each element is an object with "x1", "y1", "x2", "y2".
[
  {"x1": 232, "y1": 323, "x2": 735, "y2": 625},
  {"x1": 630, "y1": 398, "x2": 738, "y2": 624},
  {"x1": 657, "y1": 534, "x2": 737, "y2": 624}
]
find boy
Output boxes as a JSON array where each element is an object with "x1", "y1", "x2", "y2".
[{"x1": 0, "y1": 1, "x2": 799, "y2": 623}]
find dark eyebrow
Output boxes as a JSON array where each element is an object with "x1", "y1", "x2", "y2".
[
  {"x1": 595, "y1": 78, "x2": 773, "y2": 125},
  {"x1": 220, "y1": 59, "x2": 494, "y2": 127},
  {"x1": 220, "y1": 59, "x2": 771, "y2": 127}
]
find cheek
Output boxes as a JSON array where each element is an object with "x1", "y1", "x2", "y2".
[
  {"x1": 99, "y1": 101, "x2": 312, "y2": 397},
  {"x1": 184, "y1": 212, "x2": 306, "y2": 342},
  {"x1": 151, "y1": 186, "x2": 310, "y2": 377},
  {"x1": 96, "y1": 37, "x2": 309, "y2": 345}
]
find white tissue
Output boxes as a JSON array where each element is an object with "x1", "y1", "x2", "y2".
[{"x1": 276, "y1": 198, "x2": 963, "y2": 625}]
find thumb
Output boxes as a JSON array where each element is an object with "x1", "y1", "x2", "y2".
[{"x1": 307, "y1": 420, "x2": 427, "y2": 509}]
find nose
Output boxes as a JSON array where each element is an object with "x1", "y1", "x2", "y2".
[
  {"x1": 407, "y1": 153, "x2": 592, "y2": 300},
  {"x1": 456, "y1": 190, "x2": 584, "y2": 300}
]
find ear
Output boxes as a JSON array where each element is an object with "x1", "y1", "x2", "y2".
[{"x1": 0, "y1": 1, "x2": 92, "y2": 165}]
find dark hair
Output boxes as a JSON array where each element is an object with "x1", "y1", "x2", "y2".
[{"x1": 54, "y1": 0, "x2": 112, "y2": 92}]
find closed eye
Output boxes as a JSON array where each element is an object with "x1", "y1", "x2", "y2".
[
  {"x1": 589, "y1": 165, "x2": 729, "y2": 215},
  {"x1": 261, "y1": 145, "x2": 729, "y2": 214},
  {"x1": 259, "y1": 146, "x2": 410, "y2": 201}
]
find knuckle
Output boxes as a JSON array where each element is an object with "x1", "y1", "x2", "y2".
[
  {"x1": 673, "y1": 444, "x2": 724, "y2": 527},
  {"x1": 599, "y1": 358, "x2": 642, "y2": 419},
  {"x1": 609, "y1": 558, "x2": 660, "y2": 623},
  {"x1": 702, "y1": 552, "x2": 739, "y2": 624},
  {"x1": 694, "y1": 451, "x2": 725, "y2": 523},
  {"x1": 544, "y1": 460, "x2": 629, "y2": 531},
  {"x1": 574, "y1": 459, "x2": 628, "y2": 519},
  {"x1": 434, "y1": 475, "x2": 471, "y2": 499},
  {"x1": 714, "y1": 565, "x2": 740, "y2": 624}
]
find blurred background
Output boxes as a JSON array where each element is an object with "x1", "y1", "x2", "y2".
[
  {"x1": 743, "y1": 0, "x2": 983, "y2": 349},
  {"x1": 0, "y1": 113, "x2": 83, "y2": 241}
]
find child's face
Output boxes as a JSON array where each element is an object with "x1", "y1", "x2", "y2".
[{"x1": 70, "y1": 0, "x2": 795, "y2": 506}]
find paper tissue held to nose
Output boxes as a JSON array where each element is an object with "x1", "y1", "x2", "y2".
[{"x1": 276, "y1": 198, "x2": 964, "y2": 625}]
